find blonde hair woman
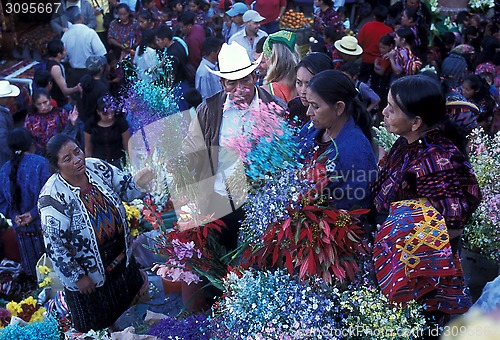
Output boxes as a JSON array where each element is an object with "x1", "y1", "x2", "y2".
[{"x1": 262, "y1": 31, "x2": 299, "y2": 103}]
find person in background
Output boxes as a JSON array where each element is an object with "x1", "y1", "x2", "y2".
[
  {"x1": 50, "y1": 0, "x2": 97, "y2": 36},
  {"x1": 178, "y1": 10, "x2": 206, "y2": 70},
  {"x1": 80, "y1": 55, "x2": 110, "y2": 124},
  {"x1": 39, "y1": 133, "x2": 154, "y2": 332},
  {"x1": 340, "y1": 61, "x2": 381, "y2": 115},
  {"x1": 0, "y1": 81, "x2": 18, "y2": 169},
  {"x1": 312, "y1": 0, "x2": 343, "y2": 42},
  {"x1": 372, "y1": 75, "x2": 480, "y2": 329},
  {"x1": 107, "y1": 3, "x2": 139, "y2": 59},
  {"x1": 33, "y1": 70, "x2": 58, "y2": 108},
  {"x1": 134, "y1": 28, "x2": 160, "y2": 82},
  {"x1": 253, "y1": 0, "x2": 286, "y2": 35},
  {"x1": 136, "y1": 9, "x2": 157, "y2": 34},
  {"x1": 89, "y1": 0, "x2": 110, "y2": 49},
  {"x1": 333, "y1": 35, "x2": 363, "y2": 66},
  {"x1": 223, "y1": 2, "x2": 247, "y2": 42},
  {"x1": 196, "y1": 37, "x2": 224, "y2": 101},
  {"x1": 253, "y1": 37, "x2": 268, "y2": 86},
  {"x1": 385, "y1": 26, "x2": 422, "y2": 77},
  {"x1": 372, "y1": 33, "x2": 395, "y2": 114},
  {"x1": 62, "y1": 6, "x2": 107, "y2": 88},
  {"x1": 262, "y1": 30, "x2": 299, "y2": 103},
  {"x1": 184, "y1": 88, "x2": 203, "y2": 122},
  {"x1": 297, "y1": 70, "x2": 376, "y2": 210},
  {"x1": 45, "y1": 39, "x2": 82, "y2": 110},
  {"x1": 289, "y1": 52, "x2": 333, "y2": 127},
  {"x1": 461, "y1": 74, "x2": 498, "y2": 132},
  {"x1": 24, "y1": 89, "x2": 80, "y2": 155},
  {"x1": 357, "y1": 4, "x2": 392, "y2": 84},
  {"x1": 141, "y1": 0, "x2": 161, "y2": 20},
  {"x1": 84, "y1": 95, "x2": 130, "y2": 169},
  {"x1": 228, "y1": 10, "x2": 267, "y2": 62},
  {"x1": 0, "y1": 128, "x2": 50, "y2": 278}
]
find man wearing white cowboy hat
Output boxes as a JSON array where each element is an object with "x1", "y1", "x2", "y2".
[
  {"x1": 334, "y1": 35, "x2": 363, "y2": 63},
  {"x1": 0, "y1": 80, "x2": 19, "y2": 167},
  {"x1": 183, "y1": 41, "x2": 286, "y2": 252}
]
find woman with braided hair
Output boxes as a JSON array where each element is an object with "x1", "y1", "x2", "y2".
[{"x1": 0, "y1": 128, "x2": 50, "y2": 277}]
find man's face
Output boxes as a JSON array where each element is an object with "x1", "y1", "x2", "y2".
[
  {"x1": 155, "y1": 36, "x2": 168, "y2": 49},
  {"x1": 221, "y1": 73, "x2": 257, "y2": 106},
  {"x1": 245, "y1": 20, "x2": 261, "y2": 36},
  {"x1": 179, "y1": 22, "x2": 192, "y2": 36},
  {"x1": 232, "y1": 14, "x2": 243, "y2": 25}
]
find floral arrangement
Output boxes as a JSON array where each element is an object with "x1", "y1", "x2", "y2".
[
  {"x1": 463, "y1": 129, "x2": 500, "y2": 262},
  {"x1": 244, "y1": 200, "x2": 369, "y2": 284},
  {"x1": 372, "y1": 122, "x2": 398, "y2": 153},
  {"x1": 211, "y1": 268, "x2": 340, "y2": 339},
  {"x1": 5, "y1": 296, "x2": 46, "y2": 324},
  {"x1": 152, "y1": 213, "x2": 229, "y2": 289},
  {"x1": 468, "y1": 0, "x2": 495, "y2": 13},
  {"x1": 37, "y1": 264, "x2": 53, "y2": 288},
  {"x1": 0, "y1": 315, "x2": 60, "y2": 340},
  {"x1": 123, "y1": 201, "x2": 141, "y2": 237},
  {"x1": 339, "y1": 286, "x2": 427, "y2": 339},
  {"x1": 148, "y1": 314, "x2": 211, "y2": 340}
]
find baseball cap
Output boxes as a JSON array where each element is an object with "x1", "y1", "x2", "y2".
[
  {"x1": 242, "y1": 10, "x2": 265, "y2": 23},
  {"x1": 226, "y1": 2, "x2": 248, "y2": 17}
]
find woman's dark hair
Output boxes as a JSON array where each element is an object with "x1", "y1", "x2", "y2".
[
  {"x1": 137, "y1": 28, "x2": 156, "y2": 56},
  {"x1": 307, "y1": 70, "x2": 373, "y2": 140},
  {"x1": 8, "y1": 128, "x2": 34, "y2": 212},
  {"x1": 323, "y1": 25, "x2": 343, "y2": 43},
  {"x1": 178, "y1": 10, "x2": 196, "y2": 26},
  {"x1": 34, "y1": 69, "x2": 53, "y2": 89},
  {"x1": 390, "y1": 75, "x2": 467, "y2": 153},
  {"x1": 117, "y1": 3, "x2": 132, "y2": 16},
  {"x1": 96, "y1": 95, "x2": 116, "y2": 113},
  {"x1": 395, "y1": 26, "x2": 416, "y2": 50},
  {"x1": 403, "y1": 7, "x2": 420, "y2": 25},
  {"x1": 47, "y1": 39, "x2": 64, "y2": 58},
  {"x1": 31, "y1": 88, "x2": 51, "y2": 113},
  {"x1": 137, "y1": 9, "x2": 153, "y2": 23},
  {"x1": 46, "y1": 133, "x2": 80, "y2": 170},
  {"x1": 339, "y1": 61, "x2": 360, "y2": 77},
  {"x1": 380, "y1": 33, "x2": 395, "y2": 46},
  {"x1": 321, "y1": 0, "x2": 334, "y2": 7},
  {"x1": 463, "y1": 74, "x2": 491, "y2": 101},
  {"x1": 296, "y1": 52, "x2": 333, "y2": 75},
  {"x1": 309, "y1": 42, "x2": 328, "y2": 55}
]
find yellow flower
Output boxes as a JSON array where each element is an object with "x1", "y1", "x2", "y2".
[
  {"x1": 130, "y1": 228, "x2": 139, "y2": 237},
  {"x1": 6, "y1": 301, "x2": 21, "y2": 316},
  {"x1": 29, "y1": 307, "x2": 46, "y2": 323},
  {"x1": 37, "y1": 265, "x2": 51, "y2": 275},
  {"x1": 21, "y1": 296, "x2": 37, "y2": 308},
  {"x1": 39, "y1": 277, "x2": 53, "y2": 288}
]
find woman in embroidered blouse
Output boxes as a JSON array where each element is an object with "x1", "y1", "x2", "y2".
[
  {"x1": 24, "y1": 89, "x2": 80, "y2": 156},
  {"x1": 297, "y1": 70, "x2": 376, "y2": 210},
  {"x1": 0, "y1": 128, "x2": 50, "y2": 278},
  {"x1": 385, "y1": 27, "x2": 422, "y2": 77},
  {"x1": 312, "y1": 0, "x2": 342, "y2": 41},
  {"x1": 38, "y1": 133, "x2": 154, "y2": 332},
  {"x1": 107, "y1": 3, "x2": 139, "y2": 59},
  {"x1": 371, "y1": 75, "x2": 481, "y2": 327}
]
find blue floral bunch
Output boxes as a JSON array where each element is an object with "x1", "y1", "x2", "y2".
[
  {"x1": 147, "y1": 314, "x2": 211, "y2": 340},
  {"x1": 211, "y1": 269, "x2": 341, "y2": 339},
  {"x1": 241, "y1": 167, "x2": 311, "y2": 242},
  {"x1": 0, "y1": 316, "x2": 60, "y2": 340}
]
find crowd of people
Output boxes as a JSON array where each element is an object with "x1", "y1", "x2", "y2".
[{"x1": 0, "y1": 0, "x2": 499, "y2": 334}]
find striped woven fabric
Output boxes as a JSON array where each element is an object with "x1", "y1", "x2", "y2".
[{"x1": 373, "y1": 198, "x2": 471, "y2": 314}]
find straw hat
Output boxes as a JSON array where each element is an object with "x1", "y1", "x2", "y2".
[
  {"x1": 334, "y1": 36, "x2": 363, "y2": 56},
  {"x1": 207, "y1": 42, "x2": 263, "y2": 81},
  {"x1": 0, "y1": 80, "x2": 20, "y2": 98}
]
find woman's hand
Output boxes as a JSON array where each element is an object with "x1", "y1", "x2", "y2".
[
  {"x1": 76, "y1": 275, "x2": 95, "y2": 294},
  {"x1": 134, "y1": 167, "x2": 156, "y2": 191},
  {"x1": 15, "y1": 212, "x2": 34, "y2": 226},
  {"x1": 69, "y1": 106, "x2": 79, "y2": 126}
]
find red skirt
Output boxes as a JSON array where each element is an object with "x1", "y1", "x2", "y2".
[{"x1": 373, "y1": 199, "x2": 471, "y2": 314}]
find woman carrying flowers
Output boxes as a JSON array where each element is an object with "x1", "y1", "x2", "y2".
[
  {"x1": 371, "y1": 75, "x2": 481, "y2": 327},
  {"x1": 297, "y1": 70, "x2": 377, "y2": 210}
]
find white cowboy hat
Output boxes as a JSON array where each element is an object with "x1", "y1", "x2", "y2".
[
  {"x1": 334, "y1": 36, "x2": 363, "y2": 56},
  {"x1": 207, "y1": 42, "x2": 263, "y2": 81},
  {"x1": 0, "y1": 80, "x2": 20, "y2": 98}
]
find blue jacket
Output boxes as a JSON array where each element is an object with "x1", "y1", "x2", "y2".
[{"x1": 297, "y1": 116, "x2": 377, "y2": 209}]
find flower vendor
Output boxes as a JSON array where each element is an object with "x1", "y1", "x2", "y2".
[
  {"x1": 371, "y1": 75, "x2": 481, "y2": 327},
  {"x1": 297, "y1": 69, "x2": 377, "y2": 210},
  {"x1": 182, "y1": 41, "x2": 287, "y2": 252},
  {"x1": 38, "y1": 133, "x2": 155, "y2": 332}
]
